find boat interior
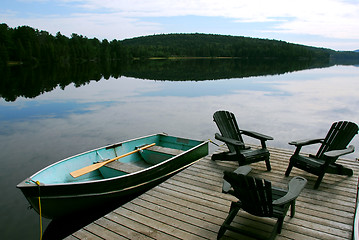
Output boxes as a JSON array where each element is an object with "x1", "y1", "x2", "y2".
[
  {"x1": 98, "y1": 145, "x2": 185, "y2": 179},
  {"x1": 31, "y1": 134, "x2": 198, "y2": 184}
]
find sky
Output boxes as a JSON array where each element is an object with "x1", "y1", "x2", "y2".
[{"x1": 1, "y1": 0, "x2": 359, "y2": 51}]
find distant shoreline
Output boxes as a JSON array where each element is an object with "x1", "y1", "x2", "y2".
[{"x1": 148, "y1": 56, "x2": 240, "y2": 60}]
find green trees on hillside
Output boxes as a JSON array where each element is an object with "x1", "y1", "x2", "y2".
[
  {"x1": 2, "y1": 23, "x2": 355, "y2": 66},
  {"x1": 0, "y1": 24, "x2": 130, "y2": 66},
  {"x1": 121, "y1": 33, "x2": 331, "y2": 60}
]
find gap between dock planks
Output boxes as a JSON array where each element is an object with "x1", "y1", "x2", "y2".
[{"x1": 66, "y1": 146, "x2": 358, "y2": 240}]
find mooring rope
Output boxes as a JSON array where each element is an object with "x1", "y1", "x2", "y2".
[
  {"x1": 33, "y1": 180, "x2": 43, "y2": 240},
  {"x1": 208, "y1": 139, "x2": 222, "y2": 147}
]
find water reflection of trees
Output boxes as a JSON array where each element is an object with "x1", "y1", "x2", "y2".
[
  {"x1": 0, "y1": 58, "x2": 332, "y2": 102},
  {"x1": 124, "y1": 58, "x2": 331, "y2": 81}
]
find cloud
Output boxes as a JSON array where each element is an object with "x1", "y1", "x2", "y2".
[
  {"x1": 63, "y1": 0, "x2": 358, "y2": 22},
  {"x1": 2, "y1": 0, "x2": 359, "y2": 49},
  {"x1": 45, "y1": 0, "x2": 359, "y2": 39},
  {"x1": 4, "y1": 11, "x2": 161, "y2": 40},
  {"x1": 270, "y1": 0, "x2": 359, "y2": 39}
]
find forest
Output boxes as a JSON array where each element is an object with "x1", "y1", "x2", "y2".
[
  {"x1": 2, "y1": 23, "x2": 359, "y2": 102},
  {"x1": 122, "y1": 33, "x2": 330, "y2": 60},
  {"x1": 2, "y1": 23, "x2": 358, "y2": 66},
  {"x1": 0, "y1": 24, "x2": 130, "y2": 66}
]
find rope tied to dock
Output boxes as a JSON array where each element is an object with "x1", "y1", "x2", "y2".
[{"x1": 208, "y1": 139, "x2": 222, "y2": 147}]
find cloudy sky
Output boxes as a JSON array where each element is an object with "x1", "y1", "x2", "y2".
[{"x1": 1, "y1": 0, "x2": 358, "y2": 51}]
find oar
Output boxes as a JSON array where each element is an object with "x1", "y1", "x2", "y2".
[{"x1": 70, "y1": 143, "x2": 156, "y2": 178}]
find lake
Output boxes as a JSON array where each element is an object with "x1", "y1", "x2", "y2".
[{"x1": 1, "y1": 60, "x2": 359, "y2": 239}]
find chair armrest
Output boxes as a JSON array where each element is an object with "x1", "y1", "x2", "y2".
[
  {"x1": 324, "y1": 145, "x2": 355, "y2": 158},
  {"x1": 273, "y1": 176, "x2": 307, "y2": 205},
  {"x1": 215, "y1": 133, "x2": 244, "y2": 147},
  {"x1": 240, "y1": 129, "x2": 273, "y2": 141},
  {"x1": 289, "y1": 138, "x2": 324, "y2": 147},
  {"x1": 222, "y1": 166, "x2": 252, "y2": 193}
]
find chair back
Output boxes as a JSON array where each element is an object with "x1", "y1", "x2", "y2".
[
  {"x1": 213, "y1": 111, "x2": 245, "y2": 152},
  {"x1": 224, "y1": 171, "x2": 273, "y2": 217},
  {"x1": 316, "y1": 121, "x2": 358, "y2": 159}
]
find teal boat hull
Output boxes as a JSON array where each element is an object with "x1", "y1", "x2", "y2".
[{"x1": 17, "y1": 133, "x2": 209, "y2": 219}]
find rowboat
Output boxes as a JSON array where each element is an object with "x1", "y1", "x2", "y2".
[{"x1": 17, "y1": 133, "x2": 209, "y2": 219}]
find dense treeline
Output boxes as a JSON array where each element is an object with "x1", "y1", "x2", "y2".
[
  {"x1": 0, "y1": 23, "x2": 342, "y2": 66},
  {"x1": 329, "y1": 50, "x2": 359, "y2": 65},
  {"x1": 122, "y1": 33, "x2": 330, "y2": 60},
  {"x1": 0, "y1": 23, "x2": 129, "y2": 66}
]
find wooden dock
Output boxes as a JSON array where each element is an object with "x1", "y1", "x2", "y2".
[{"x1": 65, "y1": 146, "x2": 358, "y2": 239}]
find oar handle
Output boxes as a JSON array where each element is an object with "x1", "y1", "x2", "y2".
[{"x1": 70, "y1": 143, "x2": 156, "y2": 178}]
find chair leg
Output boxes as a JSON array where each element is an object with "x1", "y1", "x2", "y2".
[
  {"x1": 290, "y1": 201, "x2": 296, "y2": 217},
  {"x1": 276, "y1": 217, "x2": 285, "y2": 234},
  {"x1": 314, "y1": 174, "x2": 325, "y2": 189},
  {"x1": 285, "y1": 162, "x2": 293, "y2": 176},
  {"x1": 217, "y1": 224, "x2": 227, "y2": 239},
  {"x1": 265, "y1": 158, "x2": 271, "y2": 171},
  {"x1": 217, "y1": 202, "x2": 241, "y2": 239}
]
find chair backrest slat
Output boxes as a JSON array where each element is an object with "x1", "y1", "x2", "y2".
[
  {"x1": 316, "y1": 121, "x2": 358, "y2": 159},
  {"x1": 224, "y1": 172, "x2": 273, "y2": 217},
  {"x1": 213, "y1": 111, "x2": 245, "y2": 152}
]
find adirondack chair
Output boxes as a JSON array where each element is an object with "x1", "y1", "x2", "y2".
[
  {"x1": 218, "y1": 166, "x2": 307, "y2": 240},
  {"x1": 212, "y1": 110, "x2": 273, "y2": 171},
  {"x1": 285, "y1": 121, "x2": 358, "y2": 189}
]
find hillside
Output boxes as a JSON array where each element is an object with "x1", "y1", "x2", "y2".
[
  {"x1": 122, "y1": 33, "x2": 330, "y2": 60},
  {"x1": 1, "y1": 24, "x2": 358, "y2": 65}
]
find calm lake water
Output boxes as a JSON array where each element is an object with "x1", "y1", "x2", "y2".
[{"x1": 1, "y1": 60, "x2": 359, "y2": 239}]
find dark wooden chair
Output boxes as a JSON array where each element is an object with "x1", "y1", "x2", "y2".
[
  {"x1": 212, "y1": 110, "x2": 273, "y2": 171},
  {"x1": 285, "y1": 121, "x2": 358, "y2": 189},
  {"x1": 218, "y1": 166, "x2": 307, "y2": 240}
]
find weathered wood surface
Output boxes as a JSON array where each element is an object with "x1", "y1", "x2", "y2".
[
  {"x1": 66, "y1": 145, "x2": 358, "y2": 239},
  {"x1": 148, "y1": 145, "x2": 185, "y2": 156},
  {"x1": 105, "y1": 161, "x2": 145, "y2": 174}
]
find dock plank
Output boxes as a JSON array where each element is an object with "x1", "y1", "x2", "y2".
[
  {"x1": 84, "y1": 221, "x2": 127, "y2": 240},
  {"x1": 66, "y1": 146, "x2": 358, "y2": 239}
]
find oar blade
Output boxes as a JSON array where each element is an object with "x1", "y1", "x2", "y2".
[{"x1": 70, "y1": 162, "x2": 104, "y2": 178}]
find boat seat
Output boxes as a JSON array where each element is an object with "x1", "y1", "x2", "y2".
[
  {"x1": 102, "y1": 146, "x2": 184, "y2": 174},
  {"x1": 140, "y1": 145, "x2": 185, "y2": 165},
  {"x1": 146, "y1": 145, "x2": 184, "y2": 155},
  {"x1": 105, "y1": 161, "x2": 145, "y2": 174}
]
